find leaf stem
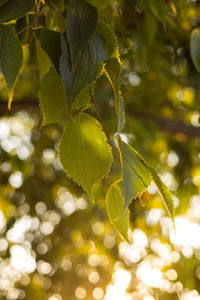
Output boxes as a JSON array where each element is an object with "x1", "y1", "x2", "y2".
[{"x1": 89, "y1": 86, "x2": 121, "y2": 164}]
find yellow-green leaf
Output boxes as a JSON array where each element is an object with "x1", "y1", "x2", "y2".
[
  {"x1": 39, "y1": 67, "x2": 68, "y2": 126},
  {"x1": 146, "y1": 164, "x2": 175, "y2": 223},
  {"x1": 106, "y1": 182, "x2": 129, "y2": 241},
  {"x1": 35, "y1": 39, "x2": 51, "y2": 79},
  {"x1": 147, "y1": 0, "x2": 165, "y2": 23},
  {"x1": 119, "y1": 140, "x2": 151, "y2": 211},
  {"x1": 59, "y1": 112, "x2": 113, "y2": 200}
]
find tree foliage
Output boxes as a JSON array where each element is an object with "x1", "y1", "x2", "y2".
[{"x1": 0, "y1": 0, "x2": 200, "y2": 299}]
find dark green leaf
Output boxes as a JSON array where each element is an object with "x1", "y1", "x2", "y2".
[
  {"x1": 39, "y1": 67, "x2": 68, "y2": 126},
  {"x1": 106, "y1": 182, "x2": 129, "y2": 241},
  {"x1": 59, "y1": 112, "x2": 113, "y2": 200},
  {"x1": 67, "y1": 0, "x2": 97, "y2": 66},
  {"x1": 39, "y1": 28, "x2": 61, "y2": 74},
  {"x1": 190, "y1": 29, "x2": 200, "y2": 72},
  {"x1": 0, "y1": 0, "x2": 34, "y2": 23},
  {"x1": 119, "y1": 140, "x2": 151, "y2": 212},
  {"x1": 0, "y1": 25, "x2": 23, "y2": 108},
  {"x1": 60, "y1": 32, "x2": 106, "y2": 107}
]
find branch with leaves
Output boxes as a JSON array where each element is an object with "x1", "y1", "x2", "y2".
[{"x1": 0, "y1": 0, "x2": 176, "y2": 240}]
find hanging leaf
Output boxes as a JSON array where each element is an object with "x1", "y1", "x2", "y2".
[
  {"x1": 146, "y1": 165, "x2": 175, "y2": 223},
  {"x1": 60, "y1": 32, "x2": 106, "y2": 107},
  {"x1": 106, "y1": 182, "x2": 129, "y2": 241},
  {"x1": 190, "y1": 29, "x2": 200, "y2": 72},
  {"x1": 118, "y1": 95, "x2": 125, "y2": 132},
  {"x1": 104, "y1": 57, "x2": 121, "y2": 117},
  {"x1": 0, "y1": 0, "x2": 35, "y2": 23},
  {"x1": 0, "y1": 25, "x2": 23, "y2": 109},
  {"x1": 72, "y1": 86, "x2": 91, "y2": 112},
  {"x1": 39, "y1": 67, "x2": 68, "y2": 126},
  {"x1": 119, "y1": 140, "x2": 151, "y2": 212},
  {"x1": 39, "y1": 28, "x2": 61, "y2": 74},
  {"x1": 97, "y1": 20, "x2": 120, "y2": 61},
  {"x1": 87, "y1": 0, "x2": 108, "y2": 10},
  {"x1": 67, "y1": 0, "x2": 97, "y2": 66},
  {"x1": 59, "y1": 112, "x2": 113, "y2": 200},
  {"x1": 147, "y1": 0, "x2": 165, "y2": 23},
  {"x1": 35, "y1": 39, "x2": 51, "y2": 79}
]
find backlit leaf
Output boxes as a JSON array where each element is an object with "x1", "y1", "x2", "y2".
[
  {"x1": 67, "y1": 0, "x2": 97, "y2": 66},
  {"x1": 106, "y1": 182, "x2": 129, "y2": 241},
  {"x1": 146, "y1": 164, "x2": 175, "y2": 223},
  {"x1": 39, "y1": 67, "x2": 68, "y2": 126},
  {"x1": 59, "y1": 112, "x2": 113, "y2": 200},
  {"x1": 97, "y1": 20, "x2": 120, "y2": 61},
  {"x1": 119, "y1": 140, "x2": 151, "y2": 212},
  {"x1": 191, "y1": 29, "x2": 200, "y2": 72},
  {"x1": 35, "y1": 39, "x2": 51, "y2": 79},
  {"x1": 104, "y1": 57, "x2": 121, "y2": 118},
  {"x1": 0, "y1": 25, "x2": 23, "y2": 109},
  {"x1": 118, "y1": 95, "x2": 125, "y2": 132},
  {"x1": 60, "y1": 32, "x2": 106, "y2": 107},
  {"x1": 72, "y1": 86, "x2": 91, "y2": 112}
]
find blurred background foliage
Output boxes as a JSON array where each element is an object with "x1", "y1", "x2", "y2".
[{"x1": 1, "y1": 0, "x2": 200, "y2": 299}]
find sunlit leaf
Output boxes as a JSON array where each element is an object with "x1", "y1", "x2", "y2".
[
  {"x1": 106, "y1": 182, "x2": 129, "y2": 241},
  {"x1": 191, "y1": 29, "x2": 200, "y2": 72},
  {"x1": 97, "y1": 20, "x2": 120, "y2": 61},
  {"x1": 118, "y1": 96, "x2": 125, "y2": 132},
  {"x1": 0, "y1": 25, "x2": 23, "y2": 109},
  {"x1": 104, "y1": 57, "x2": 121, "y2": 118},
  {"x1": 59, "y1": 112, "x2": 113, "y2": 200},
  {"x1": 119, "y1": 140, "x2": 151, "y2": 212},
  {"x1": 35, "y1": 39, "x2": 51, "y2": 79},
  {"x1": 67, "y1": 0, "x2": 97, "y2": 66},
  {"x1": 72, "y1": 86, "x2": 91, "y2": 112},
  {"x1": 146, "y1": 164, "x2": 175, "y2": 222},
  {"x1": 60, "y1": 32, "x2": 106, "y2": 107},
  {"x1": 39, "y1": 67, "x2": 68, "y2": 126}
]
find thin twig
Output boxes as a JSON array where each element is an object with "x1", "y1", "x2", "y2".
[{"x1": 89, "y1": 86, "x2": 121, "y2": 163}]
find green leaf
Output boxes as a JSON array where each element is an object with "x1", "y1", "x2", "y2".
[
  {"x1": 67, "y1": 0, "x2": 97, "y2": 66},
  {"x1": 59, "y1": 112, "x2": 113, "y2": 200},
  {"x1": 190, "y1": 29, "x2": 200, "y2": 72},
  {"x1": 118, "y1": 95, "x2": 125, "y2": 132},
  {"x1": 39, "y1": 67, "x2": 68, "y2": 126},
  {"x1": 104, "y1": 57, "x2": 121, "y2": 118},
  {"x1": 39, "y1": 28, "x2": 61, "y2": 74},
  {"x1": 87, "y1": 0, "x2": 108, "y2": 10},
  {"x1": 60, "y1": 32, "x2": 106, "y2": 107},
  {"x1": 146, "y1": 165, "x2": 175, "y2": 222},
  {"x1": 0, "y1": 25, "x2": 23, "y2": 109},
  {"x1": 97, "y1": 20, "x2": 120, "y2": 61},
  {"x1": 147, "y1": 0, "x2": 165, "y2": 23},
  {"x1": 0, "y1": 0, "x2": 34, "y2": 23},
  {"x1": 35, "y1": 39, "x2": 51, "y2": 79},
  {"x1": 106, "y1": 182, "x2": 129, "y2": 241},
  {"x1": 72, "y1": 86, "x2": 91, "y2": 112},
  {"x1": 119, "y1": 140, "x2": 151, "y2": 211}
]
